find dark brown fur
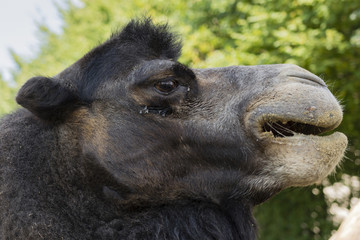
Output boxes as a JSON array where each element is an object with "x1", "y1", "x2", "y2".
[{"x1": 1, "y1": 18, "x2": 339, "y2": 239}]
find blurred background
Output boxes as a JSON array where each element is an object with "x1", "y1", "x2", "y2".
[{"x1": 0, "y1": 0, "x2": 359, "y2": 239}]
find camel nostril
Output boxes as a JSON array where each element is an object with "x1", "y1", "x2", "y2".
[{"x1": 287, "y1": 73, "x2": 326, "y2": 87}]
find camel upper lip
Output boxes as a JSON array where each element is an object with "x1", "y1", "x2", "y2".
[
  {"x1": 246, "y1": 80, "x2": 342, "y2": 140},
  {"x1": 247, "y1": 103, "x2": 343, "y2": 140}
]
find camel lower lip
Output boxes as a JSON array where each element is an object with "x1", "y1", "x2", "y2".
[
  {"x1": 261, "y1": 131, "x2": 347, "y2": 146},
  {"x1": 259, "y1": 131, "x2": 348, "y2": 187}
]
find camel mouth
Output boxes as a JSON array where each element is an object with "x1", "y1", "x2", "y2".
[
  {"x1": 261, "y1": 120, "x2": 333, "y2": 138},
  {"x1": 250, "y1": 110, "x2": 347, "y2": 150},
  {"x1": 251, "y1": 114, "x2": 348, "y2": 188}
]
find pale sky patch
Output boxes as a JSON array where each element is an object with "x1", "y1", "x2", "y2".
[{"x1": 0, "y1": 0, "x2": 81, "y2": 82}]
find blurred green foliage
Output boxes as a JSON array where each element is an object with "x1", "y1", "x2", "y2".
[
  {"x1": 0, "y1": 75, "x2": 17, "y2": 114},
  {"x1": 1, "y1": 0, "x2": 359, "y2": 239}
]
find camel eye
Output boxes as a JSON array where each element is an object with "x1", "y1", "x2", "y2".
[{"x1": 154, "y1": 80, "x2": 179, "y2": 94}]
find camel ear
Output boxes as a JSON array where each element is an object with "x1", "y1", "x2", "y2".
[{"x1": 16, "y1": 76, "x2": 79, "y2": 120}]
